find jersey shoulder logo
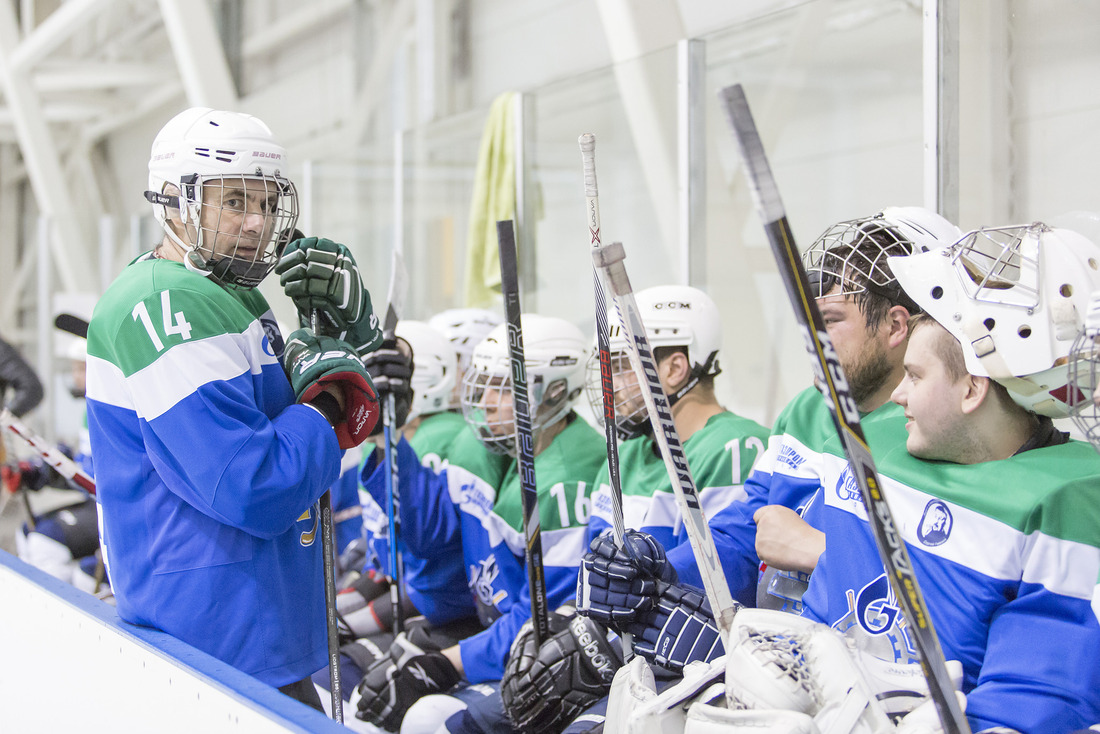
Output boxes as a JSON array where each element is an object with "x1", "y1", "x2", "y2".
[
  {"x1": 835, "y1": 464, "x2": 862, "y2": 503},
  {"x1": 261, "y1": 317, "x2": 285, "y2": 359},
  {"x1": 917, "y1": 499, "x2": 952, "y2": 547},
  {"x1": 777, "y1": 444, "x2": 806, "y2": 471}
]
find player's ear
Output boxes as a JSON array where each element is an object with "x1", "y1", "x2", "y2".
[
  {"x1": 662, "y1": 351, "x2": 691, "y2": 391},
  {"x1": 960, "y1": 374, "x2": 990, "y2": 415},
  {"x1": 885, "y1": 305, "x2": 912, "y2": 349}
]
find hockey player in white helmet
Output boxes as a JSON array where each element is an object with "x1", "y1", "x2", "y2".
[
  {"x1": 87, "y1": 106, "x2": 381, "y2": 710},
  {"x1": 485, "y1": 285, "x2": 769, "y2": 734},
  {"x1": 351, "y1": 314, "x2": 606, "y2": 733},
  {"x1": 794, "y1": 221, "x2": 1100, "y2": 732},
  {"x1": 429, "y1": 307, "x2": 504, "y2": 409}
]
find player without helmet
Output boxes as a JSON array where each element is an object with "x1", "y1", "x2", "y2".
[
  {"x1": 462, "y1": 314, "x2": 587, "y2": 456},
  {"x1": 145, "y1": 107, "x2": 299, "y2": 290},
  {"x1": 586, "y1": 284, "x2": 723, "y2": 439}
]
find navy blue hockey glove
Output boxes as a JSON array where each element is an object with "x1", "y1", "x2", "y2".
[
  {"x1": 502, "y1": 609, "x2": 622, "y2": 734},
  {"x1": 576, "y1": 528, "x2": 677, "y2": 626},
  {"x1": 284, "y1": 329, "x2": 379, "y2": 448},
  {"x1": 625, "y1": 581, "x2": 734, "y2": 674},
  {"x1": 275, "y1": 237, "x2": 383, "y2": 356},
  {"x1": 354, "y1": 626, "x2": 461, "y2": 731},
  {"x1": 362, "y1": 336, "x2": 414, "y2": 436}
]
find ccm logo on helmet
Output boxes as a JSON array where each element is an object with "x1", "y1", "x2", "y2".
[{"x1": 652, "y1": 301, "x2": 692, "y2": 310}]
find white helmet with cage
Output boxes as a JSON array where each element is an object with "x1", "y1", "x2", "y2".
[
  {"x1": 802, "y1": 207, "x2": 962, "y2": 313},
  {"x1": 145, "y1": 106, "x2": 299, "y2": 289},
  {"x1": 461, "y1": 314, "x2": 587, "y2": 456},
  {"x1": 585, "y1": 285, "x2": 722, "y2": 439},
  {"x1": 890, "y1": 222, "x2": 1100, "y2": 417},
  {"x1": 397, "y1": 320, "x2": 458, "y2": 420},
  {"x1": 1068, "y1": 290, "x2": 1100, "y2": 451},
  {"x1": 428, "y1": 307, "x2": 504, "y2": 408}
]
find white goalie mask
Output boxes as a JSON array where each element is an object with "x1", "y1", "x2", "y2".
[
  {"x1": 1067, "y1": 291, "x2": 1100, "y2": 451},
  {"x1": 585, "y1": 285, "x2": 722, "y2": 440},
  {"x1": 461, "y1": 314, "x2": 587, "y2": 456},
  {"x1": 428, "y1": 308, "x2": 503, "y2": 408},
  {"x1": 802, "y1": 207, "x2": 962, "y2": 314},
  {"x1": 890, "y1": 222, "x2": 1100, "y2": 417},
  {"x1": 396, "y1": 320, "x2": 458, "y2": 421},
  {"x1": 146, "y1": 107, "x2": 299, "y2": 289}
]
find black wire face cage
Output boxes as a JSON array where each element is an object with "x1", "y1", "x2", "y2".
[
  {"x1": 1067, "y1": 328, "x2": 1100, "y2": 452},
  {"x1": 185, "y1": 173, "x2": 299, "y2": 289},
  {"x1": 802, "y1": 216, "x2": 918, "y2": 310},
  {"x1": 583, "y1": 350, "x2": 650, "y2": 440}
]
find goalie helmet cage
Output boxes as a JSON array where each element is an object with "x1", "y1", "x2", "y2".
[{"x1": 718, "y1": 82, "x2": 970, "y2": 734}]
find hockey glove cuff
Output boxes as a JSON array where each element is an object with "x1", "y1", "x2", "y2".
[
  {"x1": 502, "y1": 609, "x2": 623, "y2": 734},
  {"x1": 576, "y1": 528, "x2": 678, "y2": 626},
  {"x1": 626, "y1": 580, "x2": 732, "y2": 674},
  {"x1": 284, "y1": 329, "x2": 380, "y2": 449},
  {"x1": 353, "y1": 627, "x2": 461, "y2": 731},
  {"x1": 275, "y1": 237, "x2": 383, "y2": 356}
]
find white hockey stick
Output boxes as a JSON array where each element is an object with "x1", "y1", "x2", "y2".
[
  {"x1": 719, "y1": 82, "x2": 970, "y2": 734},
  {"x1": 0, "y1": 408, "x2": 96, "y2": 496},
  {"x1": 591, "y1": 242, "x2": 738, "y2": 636}
]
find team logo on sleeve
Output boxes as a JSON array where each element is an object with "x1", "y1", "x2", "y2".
[
  {"x1": 917, "y1": 500, "x2": 952, "y2": 547},
  {"x1": 777, "y1": 444, "x2": 806, "y2": 471},
  {"x1": 261, "y1": 317, "x2": 286, "y2": 359}
]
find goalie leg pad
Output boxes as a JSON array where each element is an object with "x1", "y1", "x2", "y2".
[{"x1": 685, "y1": 702, "x2": 822, "y2": 734}]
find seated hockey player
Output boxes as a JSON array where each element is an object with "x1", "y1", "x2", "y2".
[
  {"x1": 481, "y1": 285, "x2": 769, "y2": 734},
  {"x1": 575, "y1": 208, "x2": 960, "y2": 677},
  {"x1": 351, "y1": 314, "x2": 606, "y2": 732},
  {"x1": 429, "y1": 307, "x2": 504, "y2": 410},
  {"x1": 87, "y1": 106, "x2": 382, "y2": 709},
  {"x1": 798, "y1": 222, "x2": 1100, "y2": 732},
  {"x1": 340, "y1": 320, "x2": 492, "y2": 639}
]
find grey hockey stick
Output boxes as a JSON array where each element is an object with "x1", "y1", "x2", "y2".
[
  {"x1": 719, "y1": 82, "x2": 970, "y2": 734},
  {"x1": 497, "y1": 219, "x2": 551, "y2": 646},
  {"x1": 591, "y1": 242, "x2": 738, "y2": 637}
]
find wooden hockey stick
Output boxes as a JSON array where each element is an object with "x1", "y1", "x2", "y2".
[
  {"x1": 719, "y1": 82, "x2": 970, "y2": 734},
  {"x1": 497, "y1": 219, "x2": 551, "y2": 646},
  {"x1": 591, "y1": 242, "x2": 738, "y2": 637}
]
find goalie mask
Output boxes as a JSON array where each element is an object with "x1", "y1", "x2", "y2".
[
  {"x1": 145, "y1": 107, "x2": 299, "y2": 290},
  {"x1": 1067, "y1": 291, "x2": 1100, "y2": 450},
  {"x1": 890, "y1": 222, "x2": 1100, "y2": 417},
  {"x1": 396, "y1": 320, "x2": 458, "y2": 421},
  {"x1": 585, "y1": 285, "x2": 722, "y2": 440},
  {"x1": 462, "y1": 315, "x2": 587, "y2": 456},
  {"x1": 802, "y1": 207, "x2": 962, "y2": 316}
]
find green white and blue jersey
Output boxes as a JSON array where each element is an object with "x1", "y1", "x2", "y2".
[
  {"x1": 801, "y1": 409, "x2": 1100, "y2": 732},
  {"x1": 86, "y1": 255, "x2": 341, "y2": 686}
]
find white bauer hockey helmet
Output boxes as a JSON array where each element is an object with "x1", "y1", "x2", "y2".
[
  {"x1": 585, "y1": 285, "x2": 722, "y2": 439},
  {"x1": 396, "y1": 320, "x2": 458, "y2": 421},
  {"x1": 890, "y1": 222, "x2": 1100, "y2": 417},
  {"x1": 802, "y1": 207, "x2": 962, "y2": 314},
  {"x1": 462, "y1": 314, "x2": 587, "y2": 456},
  {"x1": 145, "y1": 106, "x2": 299, "y2": 289},
  {"x1": 1067, "y1": 290, "x2": 1100, "y2": 451}
]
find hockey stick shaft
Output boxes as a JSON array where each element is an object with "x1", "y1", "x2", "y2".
[
  {"x1": 497, "y1": 219, "x2": 551, "y2": 647},
  {"x1": 579, "y1": 133, "x2": 627, "y2": 547},
  {"x1": 591, "y1": 242, "x2": 738, "y2": 636},
  {"x1": 579, "y1": 133, "x2": 633, "y2": 661},
  {"x1": 311, "y1": 311, "x2": 344, "y2": 724},
  {"x1": 382, "y1": 250, "x2": 409, "y2": 636},
  {"x1": 719, "y1": 83, "x2": 970, "y2": 734},
  {"x1": 0, "y1": 408, "x2": 96, "y2": 495}
]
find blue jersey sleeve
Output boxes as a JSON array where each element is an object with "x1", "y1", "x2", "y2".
[{"x1": 362, "y1": 437, "x2": 463, "y2": 560}]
